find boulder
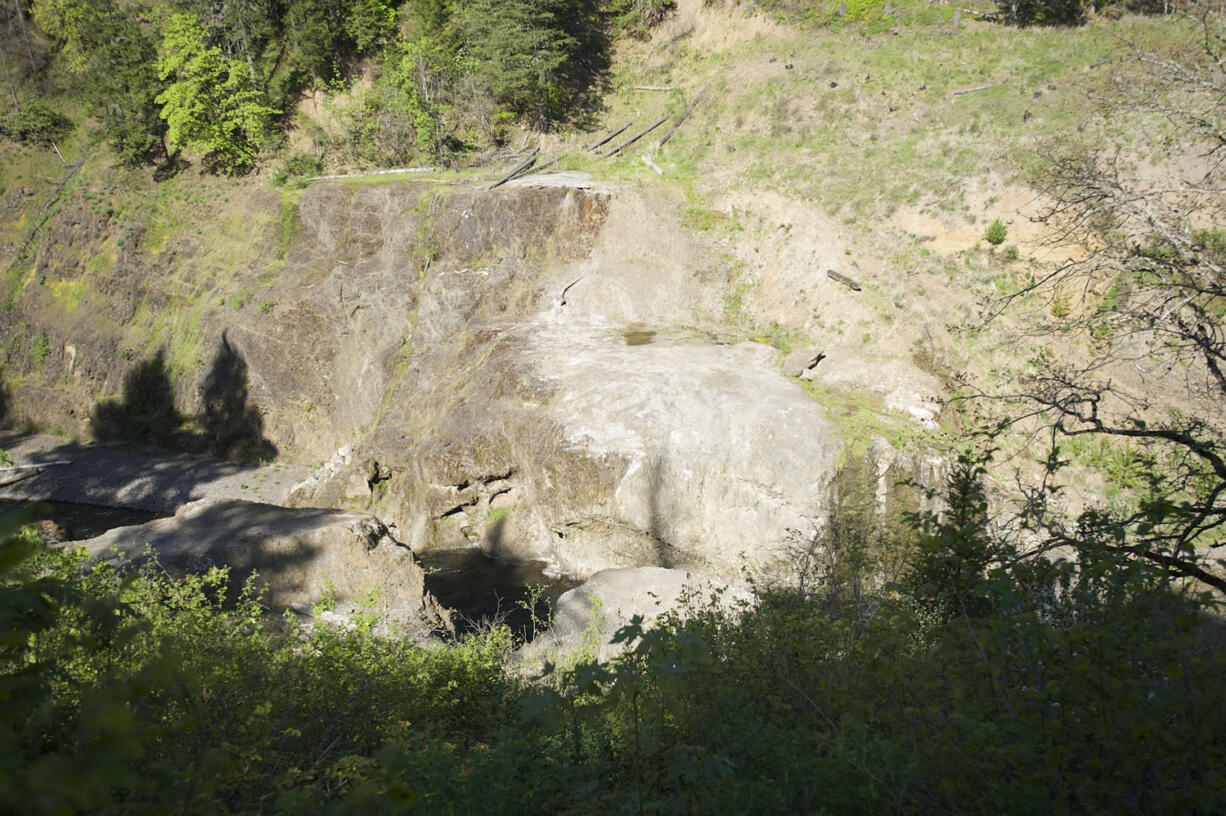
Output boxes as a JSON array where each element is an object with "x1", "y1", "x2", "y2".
[
  {"x1": 77, "y1": 498, "x2": 451, "y2": 638},
  {"x1": 517, "y1": 566, "x2": 750, "y2": 667}
]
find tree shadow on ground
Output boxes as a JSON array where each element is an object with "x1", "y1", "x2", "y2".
[
  {"x1": 91, "y1": 334, "x2": 276, "y2": 463},
  {"x1": 562, "y1": 0, "x2": 615, "y2": 131}
]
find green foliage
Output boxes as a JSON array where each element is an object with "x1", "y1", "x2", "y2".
[
  {"x1": 1, "y1": 454, "x2": 1224, "y2": 813},
  {"x1": 461, "y1": 0, "x2": 583, "y2": 129},
  {"x1": 0, "y1": 101, "x2": 74, "y2": 146},
  {"x1": 156, "y1": 14, "x2": 280, "y2": 173},
  {"x1": 0, "y1": 520, "x2": 513, "y2": 814},
  {"x1": 1193, "y1": 227, "x2": 1226, "y2": 264},
  {"x1": 32, "y1": 0, "x2": 164, "y2": 164},
  {"x1": 999, "y1": 0, "x2": 1088, "y2": 26},
  {"x1": 273, "y1": 151, "x2": 323, "y2": 186},
  {"x1": 609, "y1": 0, "x2": 676, "y2": 33},
  {"x1": 345, "y1": 0, "x2": 396, "y2": 53},
  {"x1": 985, "y1": 218, "x2": 1008, "y2": 245},
  {"x1": 30, "y1": 332, "x2": 50, "y2": 368},
  {"x1": 901, "y1": 453, "x2": 1000, "y2": 620}
]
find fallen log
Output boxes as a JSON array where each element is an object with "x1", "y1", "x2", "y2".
[
  {"x1": 826, "y1": 269, "x2": 862, "y2": 291},
  {"x1": 657, "y1": 92, "x2": 704, "y2": 148},
  {"x1": 950, "y1": 78, "x2": 1010, "y2": 97},
  {"x1": 588, "y1": 122, "x2": 632, "y2": 151},
  {"x1": 603, "y1": 115, "x2": 671, "y2": 158},
  {"x1": 488, "y1": 149, "x2": 539, "y2": 189},
  {"x1": 519, "y1": 156, "x2": 562, "y2": 178}
]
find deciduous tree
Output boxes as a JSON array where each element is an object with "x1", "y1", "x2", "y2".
[
  {"x1": 156, "y1": 13, "x2": 279, "y2": 173},
  {"x1": 994, "y1": 4, "x2": 1226, "y2": 593}
]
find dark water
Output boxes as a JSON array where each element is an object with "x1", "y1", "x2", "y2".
[
  {"x1": 0, "y1": 499, "x2": 162, "y2": 540},
  {"x1": 418, "y1": 547, "x2": 581, "y2": 640}
]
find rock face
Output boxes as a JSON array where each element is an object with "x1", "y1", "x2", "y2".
[
  {"x1": 77, "y1": 498, "x2": 451, "y2": 637},
  {"x1": 271, "y1": 178, "x2": 844, "y2": 583},
  {"x1": 6, "y1": 174, "x2": 939, "y2": 585}
]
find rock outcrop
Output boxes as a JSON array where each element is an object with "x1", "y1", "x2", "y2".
[
  {"x1": 6, "y1": 174, "x2": 940, "y2": 586},
  {"x1": 271, "y1": 178, "x2": 846, "y2": 583},
  {"x1": 77, "y1": 498, "x2": 451, "y2": 638}
]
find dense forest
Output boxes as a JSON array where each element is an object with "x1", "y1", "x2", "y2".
[
  {"x1": 0, "y1": 0, "x2": 677, "y2": 173},
  {"x1": 1, "y1": 0, "x2": 1159, "y2": 174}
]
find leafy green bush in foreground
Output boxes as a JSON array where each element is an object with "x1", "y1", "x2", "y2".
[{"x1": 2, "y1": 465, "x2": 1224, "y2": 814}]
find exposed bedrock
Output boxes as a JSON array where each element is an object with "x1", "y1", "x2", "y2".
[
  {"x1": 78, "y1": 498, "x2": 452, "y2": 639},
  {"x1": 8, "y1": 175, "x2": 938, "y2": 584},
  {"x1": 276, "y1": 178, "x2": 847, "y2": 583}
]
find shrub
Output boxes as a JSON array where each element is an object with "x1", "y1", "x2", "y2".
[
  {"x1": 272, "y1": 152, "x2": 323, "y2": 185},
  {"x1": 0, "y1": 102, "x2": 73, "y2": 145},
  {"x1": 985, "y1": 218, "x2": 1008, "y2": 245}
]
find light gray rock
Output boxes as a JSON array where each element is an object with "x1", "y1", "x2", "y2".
[
  {"x1": 275, "y1": 183, "x2": 846, "y2": 585},
  {"x1": 517, "y1": 322, "x2": 843, "y2": 582},
  {"x1": 517, "y1": 566, "x2": 750, "y2": 668},
  {"x1": 812, "y1": 352, "x2": 943, "y2": 429},
  {"x1": 77, "y1": 498, "x2": 451, "y2": 638}
]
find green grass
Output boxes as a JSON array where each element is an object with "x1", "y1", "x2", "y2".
[
  {"x1": 799, "y1": 380, "x2": 938, "y2": 460},
  {"x1": 47, "y1": 279, "x2": 86, "y2": 313}
]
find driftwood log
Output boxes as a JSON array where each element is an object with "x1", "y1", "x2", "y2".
[{"x1": 827, "y1": 269, "x2": 862, "y2": 291}]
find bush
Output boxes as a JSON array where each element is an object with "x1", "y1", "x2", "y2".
[
  {"x1": 610, "y1": 0, "x2": 676, "y2": 32},
  {"x1": 4, "y1": 453, "x2": 1225, "y2": 814},
  {"x1": 985, "y1": 218, "x2": 1008, "y2": 245},
  {"x1": 0, "y1": 102, "x2": 73, "y2": 146},
  {"x1": 273, "y1": 152, "x2": 323, "y2": 185}
]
